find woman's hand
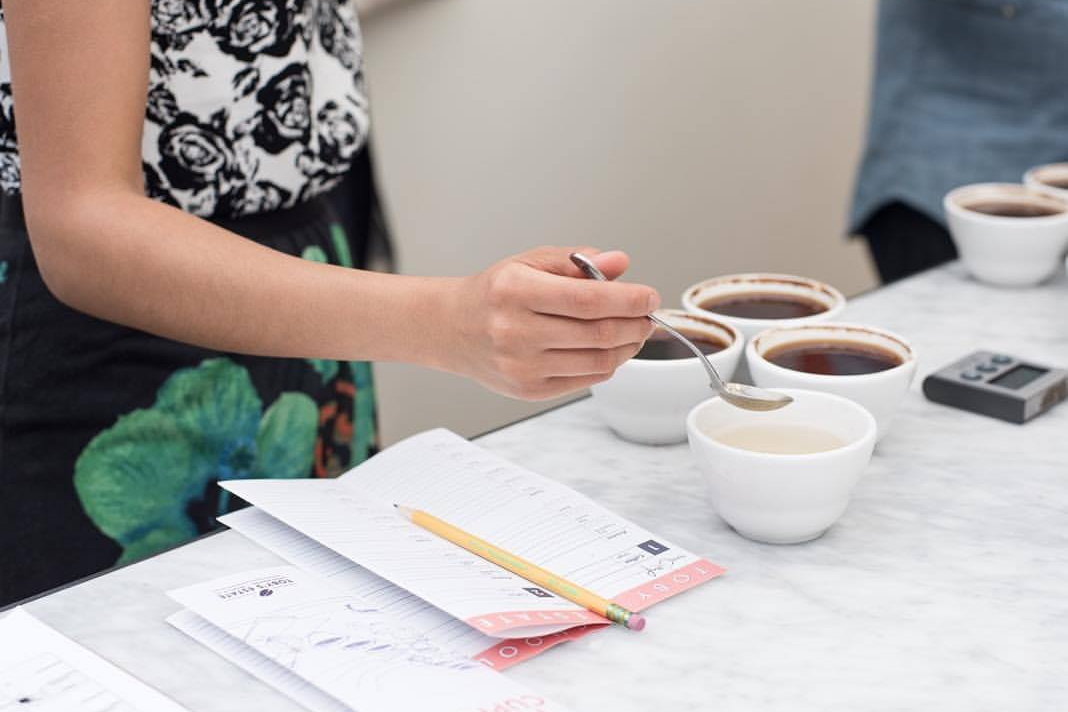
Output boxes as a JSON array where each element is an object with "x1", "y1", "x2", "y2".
[{"x1": 441, "y1": 246, "x2": 660, "y2": 400}]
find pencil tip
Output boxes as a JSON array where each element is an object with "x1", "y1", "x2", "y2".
[{"x1": 392, "y1": 503, "x2": 398, "y2": 508}]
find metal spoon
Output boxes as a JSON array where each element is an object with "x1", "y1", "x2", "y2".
[{"x1": 569, "y1": 253, "x2": 792, "y2": 412}]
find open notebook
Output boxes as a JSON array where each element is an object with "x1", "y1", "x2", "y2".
[
  {"x1": 220, "y1": 429, "x2": 723, "y2": 638},
  {"x1": 169, "y1": 429, "x2": 723, "y2": 710}
]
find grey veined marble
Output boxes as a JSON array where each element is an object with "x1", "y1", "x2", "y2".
[{"x1": 20, "y1": 263, "x2": 1068, "y2": 712}]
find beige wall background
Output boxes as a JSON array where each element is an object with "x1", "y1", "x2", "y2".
[{"x1": 359, "y1": 0, "x2": 880, "y2": 445}]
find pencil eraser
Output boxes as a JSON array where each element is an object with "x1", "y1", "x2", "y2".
[{"x1": 627, "y1": 613, "x2": 646, "y2": 631}]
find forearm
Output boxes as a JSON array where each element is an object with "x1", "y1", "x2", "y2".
[{"x1": 27, "y1": 189, "x2": 457, "y2": 365}]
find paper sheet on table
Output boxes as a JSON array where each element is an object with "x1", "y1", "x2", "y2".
[
  {"x1": 220, "y1": 506, "x2": 598, "y2": 669},
  {"x1": 167, "y1": 566, "x2": 577, "y2": 712},
  {"x1": 223, "y1": 428, "x2": 723, "y2": 638},
  {"x1": 167, "y1": 609, "x2": 349, "y2": 712},
  {"x1": 0, "y1": 607, "x2": 188, "y2": 712}
]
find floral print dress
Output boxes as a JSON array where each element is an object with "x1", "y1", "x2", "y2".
[{"x1": 0, "y1": 0, "x2": 383, "y2": 605}]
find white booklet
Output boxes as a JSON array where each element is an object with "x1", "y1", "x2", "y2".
[
  {"x1": 220, "y1": 506, "x2": 596, "y2": 670},
  {"x1": 222, "y1": 428, "x2": 723, "y2": 639},
  {"x1": 0, "y1": 607, "x2": 188, "y2": 712},
  {"x1": 168, "y1": 566, "x2": 576, "y2": 712}
]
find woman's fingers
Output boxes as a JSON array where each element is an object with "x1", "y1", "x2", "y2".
[
  {"x1": 530, "y1": 314, "x2": 655, "y2": 349},
  {"x1": 522, "y1": 373, "x2": 620, "y2": 401},
  {"x1": 458, "y1": 245, "x2": 662, "y2": 401},
  {"x1": 538, "y1": 342, "x2": 643, "y2": 378},
  {"x1": 522, "y1": 267, "x2": 660, "y2": 319},
  {"x1": 514, "y1": 246, "x2": 630, "y2": 281}
]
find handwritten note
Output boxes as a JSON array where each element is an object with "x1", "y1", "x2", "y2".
[{"x1": 0, "y1": 608, "x2": 188, "y2": 712}]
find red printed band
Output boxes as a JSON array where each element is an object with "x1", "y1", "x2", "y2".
[
  {"x1": 472, "y1": 625, "x2": 601, "y2": 670},
  {"x1": 613, "y1": 559, "x2": 726, "y2": 611},
  {"x1": 465, "y1": 608, "x2": 607, "y2": 635}
]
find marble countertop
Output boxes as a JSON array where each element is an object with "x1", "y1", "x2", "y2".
[{"x1": 18, "y1": 263, "x2": 1068, "y2": 712}]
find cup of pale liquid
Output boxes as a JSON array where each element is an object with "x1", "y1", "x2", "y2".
[
  {"x1": 686, "y1": 389, "x2": 876, "y2": 544},
  {"x1": 591, "y1": 309, "x2": 743, "y2": 445}
]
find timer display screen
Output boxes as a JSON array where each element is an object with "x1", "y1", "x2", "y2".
[{"x1": 989, "y1": 364, "x2": 1047, "y2": 391}]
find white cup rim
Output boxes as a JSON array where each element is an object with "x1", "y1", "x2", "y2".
[
  {"x1": 686, "y1": 388, "x2": 877, "y2": 461},
  {"x1": 624, "y1": 308, "x2": 743, "y2": 369},
  {"x1": 944, "y1": 182, "x2": 1068, "y2": 225},
  {"x1": 746, "y1": 322, "x2": 917, "y2": 383},
  {"x1": 1024, "y1": 163, "x2": 1068, "y2": 188},
  {"x1": 681, "y1": 273, "x2": 846, "y2": 329}
]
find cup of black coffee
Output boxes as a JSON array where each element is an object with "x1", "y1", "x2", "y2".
[
  {"x1": 746, "y1": 322, "x2": 917, "y2": 443},
  {"x1": 944, "y1": 182, "x2": 1068, "y2": 287},
  {"x1": 590, "y1": 309, "x2": 743, "y2": 445},
  {"x1": 681, "y1": 273, "x2": 846, "y2": 340}
]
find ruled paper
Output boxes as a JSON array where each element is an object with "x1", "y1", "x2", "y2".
[{"x1": 167, "y1": 609, "x2": 350, "y2": 712}]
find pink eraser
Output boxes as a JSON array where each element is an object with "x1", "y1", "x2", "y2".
[{"x1": 627, "y1": 613, "x2": 646, "y2": 631}]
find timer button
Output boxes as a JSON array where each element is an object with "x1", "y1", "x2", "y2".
[
  {"x1": 976, "y1": 363, "x2": 998, "y2": 373},
  {"x1": 961, "y1": 371, "x2": 983, "y2": 381},
  {"x1": 991, "y1": 355, "x2": 1012, "y2": 365}
]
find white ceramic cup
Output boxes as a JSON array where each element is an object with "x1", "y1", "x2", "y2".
[
  {"x1": 1023, "y1": 163, "x2": 1068, "y2": 203},
  {"x1": 681, "y1": 273, "x2": 846, "y2": 340},
  {"x1": 746, "y1": 323, "x2": 917, "y2": 443},
  {"x1": 686, "y1": 388, "x2": 876, "y2": 544},
  {"x1": 943, "y1": 182, "x2": 1068, "y2": 287},
  {"x1": 590, "y1": 309, "x2": 743, "y2": 445}
]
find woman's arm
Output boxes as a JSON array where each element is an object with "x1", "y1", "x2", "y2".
[{"x1": 5, "y1": 0, "x2": 658, "y2": 400}]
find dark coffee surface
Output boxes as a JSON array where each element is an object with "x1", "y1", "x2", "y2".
[
  {"x1": 963, "y1": 200, "x2": 1063, "y2": 218},
  {"x1": 699, "y1": 293, "x2": 827, "y2": 319},
  {"x1": 636, "y1": 329, "x2": 725, "y2": 360},
  {"x1": 765, "y1": 340, "x2": 902, "y2": 375}
]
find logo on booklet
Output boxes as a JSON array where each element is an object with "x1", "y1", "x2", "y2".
[
  {"x1": 523, "y1": 587, "x2": 553, "y2": 598},
  {"x1": 638, "y1": 540, "x2": 669, "y2": 556},
  {"x1": 213, "y1": 575, "x2": 295, "y2": 601}
]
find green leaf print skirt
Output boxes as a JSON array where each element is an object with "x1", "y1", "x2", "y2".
[{"x1": 0, "y1": 167, "x2": 384, "y2": 605}]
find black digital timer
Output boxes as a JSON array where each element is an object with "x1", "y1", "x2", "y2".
[{"x1": 922, "y1": 351, "x2": 1068, "y2": 424}]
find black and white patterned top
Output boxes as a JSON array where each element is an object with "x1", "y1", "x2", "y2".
[{"x1": 0, "y1": 0, "x2": 370, "y2": 219}]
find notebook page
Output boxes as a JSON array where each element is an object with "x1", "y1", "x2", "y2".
[
  {"x1": 167, "y1": 609, "x2": 351, "y2": 712},
  {"x1": 333, "y1": 429, "x2": 720, "y2": 606},
  {"x1": 337, "y1": 429, "x2": 724, "y2": 613},
  {"x1": 0, "y1": 607, "x2": 189, "y2": 712},
  {"x1": 220, "y1": 507, "x2": 598, "y2": 669},
  {"x1": 168, "y1": 567, "x2": 578, "y2": 712}
]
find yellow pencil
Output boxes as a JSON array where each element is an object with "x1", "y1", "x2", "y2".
[{"x1": 394, "y1": 504, "x2": 646, "y2": 631}]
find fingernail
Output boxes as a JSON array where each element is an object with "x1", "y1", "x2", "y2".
[{"x1": 646, "y1": 292, "x2": 660, "y2": 312}]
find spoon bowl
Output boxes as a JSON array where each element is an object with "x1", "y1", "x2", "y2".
[{"x1": 569, "y1": 253, "x2": 792, "y2": 412}]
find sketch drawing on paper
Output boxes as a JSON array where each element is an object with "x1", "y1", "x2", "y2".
[
  {"x1": 0, "y1": 653, "x2": 139, "y2": 712},
  {"x1": 237, "y1": 597, "x2": 482, "y2": 685}
]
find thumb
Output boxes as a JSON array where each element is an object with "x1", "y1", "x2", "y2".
[
  {"x1": 512, "y1": 245, "x2": 627, "y2": 277},
  {"x1": 587, "y1": 250, "x2": 629, "y2": 281},
  {"x1": 516, "y1": 246, "x2": 631, "y2": 281}
]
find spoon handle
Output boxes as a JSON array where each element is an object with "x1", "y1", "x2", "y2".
[
  {"x1": 645, "y1": 312, "x2": 727, "y2": 390},
  {"x1": 568, "y1": 253, "x2": 726, "y2": 390}
]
